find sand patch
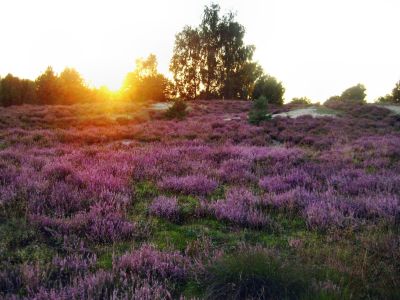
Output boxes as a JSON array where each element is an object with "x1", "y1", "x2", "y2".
[
  {"x1": 382, "y1": 105, "x2": 400, "y2": 114},
  {"x1": 272, "y1": 107, "x2": 336, "y2": 119},
  {"x1": 149, "y1": 102, "x2": 173, "y2": 111}
]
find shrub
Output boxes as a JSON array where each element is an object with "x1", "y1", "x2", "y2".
[
  {"x1": 248, "y1": 96, "x2": 271, "y2": 125},
  {"x1": 340, "y1": 83, "x2": 367, "y2": 103},
  {"x1": 158, "y1": 175, "x2": 218, "y2": 196},
  {"x1": 210, "y1": 188, "x2": 270, "y2": 229},
  {"x1": 252, "y1": 75, "x2": 285, "y2": 105},
  {"x1": 149, "y1": 196, "x2": 180, "y2": 222},
  {"x1": 289, "y1": 97, "x2": 312, "y2": 105},
  {"x1": 324, "y1": 84, "x2": 367, "y2": 108},
  {"x1": 203, "y1": 248, "x2": 309, "y2": 300},
  {"x1": 376, "y1": 81, "x2": 400, "y2": 104},
  {"x1": 304, "y1": 199, "x2": 353, "y2": 230},
  {"x1": 376, "y1": 94, "x2": 394, "y2": 104},
  {"x1": 324, "y1": 95, "x2": 342, "y2": 108},
  {"x1": 164, "y1": 99, "x2": 187, "y2": 119},
  {"x1": 116, "y1": 244, "x2": 189, "y2": 281}
]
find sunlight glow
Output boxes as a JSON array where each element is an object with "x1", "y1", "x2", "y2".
[{"x1": 0, "y1": 0, "x2": 399, "y2": 101}]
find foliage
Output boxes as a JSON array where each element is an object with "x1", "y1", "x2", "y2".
[
  {"x1": 170, "y1": 4, "x2": 263, "y2": 100},
  {"x1": 376, "y1": 81, "x2": 400, "y2": 104},
  {"x1": 203, "y1": 249, "x2": 309, "y2": 300},
  {"x1": 376, "y1": 94, "x2": 394, "y2": 104},
  {"x1": 35, "y1": 67, "x2": 91, "y2": 105},
  {"x1": 164, "y1": 99, "x2": 188, "y2": 119},
  {"x1": 252, "y1": 75, "x2": 285, "y2": 105},
  {"x1": 340, "y1": 83, "x2": 367, "y2": 103},
  {"x1": 325, "y1": 84, "x2": 367, "y2": 107},
  {"x1": 122, "y1": 54, "x2": 169, "y2": 102},
  {"x1": 392, "y1": 81, "x2": 400, "y2": 103},
  {"x1": 0, "y1": 74, "x2": 37, "y2": 106},
  {"x1": 290, "y1": 96, "x2": 312, "y2": 105},
  {"x1": 170, "y1": 27, "x2": 202, "y2": 100},
  {"x1": 35, "y1": 66, "x2": 61, "y2": 105},
  {"x1": 149, "y1": 196, "x2": 180, "y2": 222},
  {"x1": 248, "y1": 96, "x2": 271, "y2": 125},
  {"x1": 58, "y1": 68, "x2": 91, "y2": 104}
]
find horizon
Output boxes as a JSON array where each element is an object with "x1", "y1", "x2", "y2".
[{"x1": 1, "y1": 0, "x2": 399, "y2": 102}]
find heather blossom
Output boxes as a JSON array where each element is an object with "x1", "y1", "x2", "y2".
[
  {"x1": 158, "y1": 175, "x2": 218, "y2": 196},
  {"x1": 116, "y1": 245, "x2": 189, "y2": 281},
  {"x1": 210, "y1": 188, "x2": 269, "y2": 228},
  {"x1": 149, "y1": 196, "x2": 180, "y2": 221}
]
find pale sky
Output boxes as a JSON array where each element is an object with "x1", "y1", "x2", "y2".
[{"x1": 1, "y1": 0, "x2": 399, "y2": 101}]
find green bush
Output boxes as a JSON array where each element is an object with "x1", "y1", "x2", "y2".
[
  {"x1": 252, "y1": 75, "x2": 285, "y2": 105},
  {"x1": 248, "y1": 96, "x2": 271, "y2": 125},
  {"x1": 165, "y1": 99, "x2": 187, "y2": 119},
  {"x1": 203, "y1": 249, "x2": 309, "y2": 300},
  {"x1": 340, "y1": 83, "x2": 366, "y2": 103},
  {"x1": 290, "y1": 97, "x2": 312, "y2": 105},
  {"x1": 376, "y1": 94, "x2": 394, "y2": 104},
  {"x1": 376, "y1": 81, "x2": 400, "y2": 104}
]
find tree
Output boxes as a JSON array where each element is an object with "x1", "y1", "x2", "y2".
[
  {"x1": 123, "y1": 54, "x2": 168, "y2": 102},
  {"x1": 19, "y1": 79, "x2": 37, "y2": 104},
  {"x1": 170, "y1": 4, "x2": 263, "y2": 100},
  {"x1": 252, "y1": 75, "x2": 285, "y2": 105},
  {"x1": 0, "y1": 74, "x2": 23, "y2": 106},
  {"x1": 35, "y1": 66, "x2": 61, "y2": 105},
  {"x1": 199, "y1": 4, "x2": 222, "y2": 99},
  {"x1": 340, "y1": 83, "x2": 366, "y2": 102},
  {"x1": 170, "y1": 26, "x2": 202, "y2": 100},
  {"x1": 59, "y1": 68, "x2": 89, "y2": 104},
  {"x1": 0, "y1": 74, "x2": 37, "y2": 106},
  {"x1": 218, "y1": 12, "x2": 262, "y2": 99},
  {"x1": 392, "y1": 81, "x2": 400, "y2": 103}
]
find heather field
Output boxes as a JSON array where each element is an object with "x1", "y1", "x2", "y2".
[{"x1": 1, "y1": 100, "x2": 400, "y2": 299}]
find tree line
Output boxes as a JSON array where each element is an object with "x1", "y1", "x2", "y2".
[{"x1": 1, "y1": 4, "x2": 399, "y2": 107}]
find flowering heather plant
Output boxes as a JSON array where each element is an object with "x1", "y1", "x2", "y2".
[
  {"x1": 259, "y1": 175, "x2": 291, "y2": 193},
  {"x1": 259, "y1": 169, "x2": 315, "y2": 194},
  {"x1": 304, "y1": 198, "x2": 354, "y2": 230},
  {"x1": 47, "y1": 254, "x2": 97, "y2": 287},
  {"x1": 363, "y1": 195, "x2": 400, "y2": 223},
  {"x1": 217, "y1": 159, "x2": 256, "y2": 184},
  {"x1": 116, "y1": 244, "x2": 189, "y2": 281},
  {"x1": 29, "y1": 202, "x2": 135, "y2": 243},
  {"x1": 2, "y1": 101, "x2": 400, "y2": 298},
  {"x1": 158, "y1": 175, "x2": 218, "y2": 196},
  {"x1": 264, "y1": 187, "x2": 317, "y2": 211},
  {"x1": 149, "y1": 196, "x2": 180, "y2": 222},
  {"x1": 84, "y1": 202, "x2": 135, "y2": 243},
  {"x1": 210, "y1": 188, "x2": 270, "y2": 228}
]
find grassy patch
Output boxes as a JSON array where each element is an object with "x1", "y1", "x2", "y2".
[{"x1": 0, "y1": 218, "x2": 55, "y2": 266}]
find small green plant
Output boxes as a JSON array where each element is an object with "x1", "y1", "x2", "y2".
[
  {"x1": 165, "y1": 99, "x2": 187, "y2": 119},
  {"x1": 203, "y1": 249, "x2": 309, "y2": 300},
  {"x1": 178, "y1": 196, "x2": 199, "y2": 219},
  {"x1": 248, "y1": 96, "x2": 271, "y2": 125}
]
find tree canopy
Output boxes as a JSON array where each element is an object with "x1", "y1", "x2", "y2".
[
  {"x1": 252, "y1": 75, "x2": 285, "y2": 105},
  {"x1": 0, "y1": 74, "x2": 37, "y2": 106},
  {"x1": 123, "y1": 54, "x2": 169, "y2": 102},
  {"x1": 340, "y1": 83, "x2": 367, "y2": 102},
  {"x1": 170, "y1": 4, "x2": 268, "y2": 100}
]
